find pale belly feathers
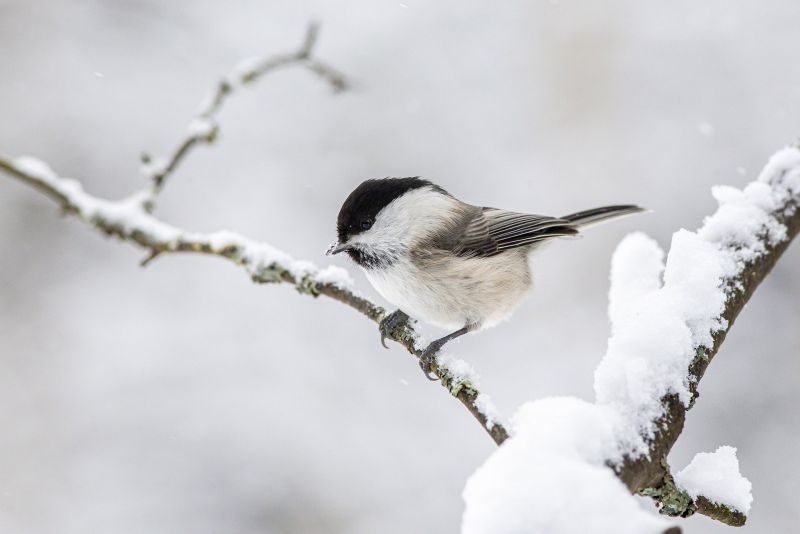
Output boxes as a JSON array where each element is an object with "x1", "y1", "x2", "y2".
[{"x1": 364, "y1": 249, "x2": 533, "y2": 331}]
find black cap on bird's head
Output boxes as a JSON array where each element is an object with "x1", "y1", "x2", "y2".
[{"x1": 328, "y1": 177, "x2": 445, "y2": 256}]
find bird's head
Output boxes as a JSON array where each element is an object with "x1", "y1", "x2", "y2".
[{"x1": 328, "y1": 177, "x2": 451, "y2": 268}]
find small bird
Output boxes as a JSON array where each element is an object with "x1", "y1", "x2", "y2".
[{"x1": 328, "y1": 177, "x2": 643, "y2": 379}]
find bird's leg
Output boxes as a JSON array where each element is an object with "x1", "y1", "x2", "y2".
[
  {"x1": 379, "y1": 309, "x2": 411, "y2": 349},
  {"x1": 419, "y1": 325, "x2": 474, "y2": 381}
]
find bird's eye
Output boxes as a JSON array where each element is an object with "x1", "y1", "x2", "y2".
[{"x1": 360, "y1": 218, "x2": 373, "y2": 231}]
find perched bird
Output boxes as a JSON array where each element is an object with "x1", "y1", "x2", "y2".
[{"x1": 328, "y1": 177, "x2": 643, "y2": 379}]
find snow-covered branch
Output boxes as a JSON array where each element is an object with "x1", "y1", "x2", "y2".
[
  {"x1": 612, "y1": 147, "x2": 800, "y2": 521},
  {"x1": 0, "y1": 24, "x2": 509, "y2": 448},
  {"x1": 463, "y1": 146, "x2": 800, "y2": 532}
]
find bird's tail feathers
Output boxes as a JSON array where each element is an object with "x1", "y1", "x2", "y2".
[{"x1": 561, "y1": 205, "x2": 646, "y2": 229}]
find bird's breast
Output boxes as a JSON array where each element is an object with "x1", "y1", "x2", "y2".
[{"x1": 363, "y1": 250, "x2": 533, "y2": 331}]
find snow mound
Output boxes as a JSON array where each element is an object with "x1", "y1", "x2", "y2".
[{"x1": 675, "y1": 446, "x2": 752, "y2": 514}]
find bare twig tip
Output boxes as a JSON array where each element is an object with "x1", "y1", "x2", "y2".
[
  {"x1": 301, "y1": 21, "x2": 321, "y2": 58},
  {"x1": 140, "y1": 249, "x2": 162, "y2": 267}
]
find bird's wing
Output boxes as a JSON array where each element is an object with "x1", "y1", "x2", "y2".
[{"x1": 451, "y1": 207, "x2": 578, "y2": 258}]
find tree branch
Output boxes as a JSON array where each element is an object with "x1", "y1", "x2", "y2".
[{"x1": 615, "y1": 147, "x2": 800, "y2": 525}]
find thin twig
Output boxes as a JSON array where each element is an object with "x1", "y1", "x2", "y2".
[{"x1": 141, "y1": 22, "x2": 349, "y2": 207}]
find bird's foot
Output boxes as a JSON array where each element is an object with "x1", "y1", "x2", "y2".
[
  {"x1": 379, "y1": 309, "x2": 411, "y2": 349},
  {"x1": 418, "y1": 341, "x2": 444, "y2": 381}
]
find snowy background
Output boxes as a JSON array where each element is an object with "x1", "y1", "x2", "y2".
[{"x1": 1, "y1": 1, "x2": 798, "y2": 533}]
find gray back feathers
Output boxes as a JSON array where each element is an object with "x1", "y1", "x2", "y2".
[{"x1": 449, "y1": 204, "x2": 644, "y2": 258}]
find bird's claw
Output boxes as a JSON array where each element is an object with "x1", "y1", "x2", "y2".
[
  {"x1": 378, "y1": 310, "x2": 410, "y2": 349},
  {"x1": 378, "y1": 310, "x2": 442, "y2": 381},
  {"x1": 418, "y1": 343, "x2": 442, "y2": 381}
]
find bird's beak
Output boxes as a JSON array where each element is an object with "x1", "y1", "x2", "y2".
[{"x1": 326, "y1": 241, "x2": 351, "y2": 256}]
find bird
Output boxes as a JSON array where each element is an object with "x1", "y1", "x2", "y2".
[{"x1": 328, "y1": 177, "x2": 644, "y2": 379}]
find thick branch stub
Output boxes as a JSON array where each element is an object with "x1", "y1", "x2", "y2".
[
  {"x1": 637, "y1": 457, "x2": 747, "y2": 527},
  {"x1": 694, "y1": 497, "x2": 746, "y2": 527}
]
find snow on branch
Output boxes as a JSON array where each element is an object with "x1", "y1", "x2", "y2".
[
  {"x1": 675, "y1": 446, "x2": 752, "y2": 518},
  {"x1": 0, "y1": 24, "x2": 509, "y2": 448},
  {"x1": 463, "y1": 146, "x2": 800, "y2": 533}
]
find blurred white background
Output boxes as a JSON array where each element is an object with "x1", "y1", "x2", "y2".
[{"x1": 0, "y1": 1, "x2": 798, "y2": 532}]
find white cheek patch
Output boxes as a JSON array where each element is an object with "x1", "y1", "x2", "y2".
[{"x1": 350, "y1": 187, "x2": 456, "y2": 254}]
